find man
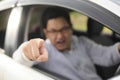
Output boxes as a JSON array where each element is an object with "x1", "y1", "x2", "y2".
[{"x1": 13, "y1": 7, "x2": 120, "y2": 80}]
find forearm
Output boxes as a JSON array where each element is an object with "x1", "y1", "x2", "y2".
[
  {"x1": 12, "y1": 42, "x2": 34, "y2": 67},
  {"x1": 91, "y1": 43, "x2": 120, "y2": 66},
  {"x1": 83, "y1": 36, "x2": 120, "y2": 66}
]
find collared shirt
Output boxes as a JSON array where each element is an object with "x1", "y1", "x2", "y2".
[{"x1": 13, "y1": 35, "x2": 120, "y2": 80}]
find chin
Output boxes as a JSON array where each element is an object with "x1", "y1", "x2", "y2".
[
  {"x1": 57, "y1": 47, "x2": 70, "y2": 52},
  {"x1": 56, "y1": 47, "x2": 66, "y2": 51}
]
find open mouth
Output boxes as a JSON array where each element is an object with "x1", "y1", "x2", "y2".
[{"x1": 56, "y1": 40, "x2": 65, "y2": 46}]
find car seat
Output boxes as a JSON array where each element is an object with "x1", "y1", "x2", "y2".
[
  {"x1": 87, "y1": 18, "x2": 119, "y2": 79},
  {"x1": 87, "y1": 18, "x2": 114, "y2": 46},
  {"x1": 28, "y1": 24, "x2": 45, "y2": 40}
]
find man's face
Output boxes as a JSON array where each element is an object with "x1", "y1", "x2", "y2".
[{"x1": 44, "y1": 17, "x2": 72, "y2": 51}]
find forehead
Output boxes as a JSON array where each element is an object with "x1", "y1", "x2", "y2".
[{"x1": 46, "y1": 17, "x2": 69, "y2": 29}]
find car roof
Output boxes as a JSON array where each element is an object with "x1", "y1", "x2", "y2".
[
  {"x1": 0, "y1": 0, "x2": 17, "y2": 11},
  {"x1": 0, "y1": 0, "x2": 120, "y2": 16},
  {"x1": 17, "y1": 0, "x2": 120, "y2": 17}
]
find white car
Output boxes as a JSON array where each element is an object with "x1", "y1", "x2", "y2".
[{"x1": 0, "y1": 0, "x2": 120, "y2": 80}]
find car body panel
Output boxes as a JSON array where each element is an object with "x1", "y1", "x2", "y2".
[
  {"x1": 90, "y1": 0, "x2": 120, "y2": 17},
  {"x1": 0, "y1": 0, "x2": 17, "y2": 11},
  {"x1": 0, "y1": 0, "x2": 120, "y2": 80},
  {"x1": 0, "y1": 53, "x2": 54, "y2": 80},
  {"x1": 109, "y1": 75, "x2": 120, "y2": 80}
]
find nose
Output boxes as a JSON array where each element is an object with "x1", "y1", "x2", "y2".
[{"x1": 56, "y1": 31, "x2": 64, "y2": 39}]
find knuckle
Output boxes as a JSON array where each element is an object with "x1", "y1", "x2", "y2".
[{"x1": 40, "y1": 39, "x2": 44, "y2": 42}]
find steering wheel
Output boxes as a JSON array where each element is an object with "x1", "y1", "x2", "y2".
[{"x1": 115, "y1": 65, "x2": 120, "y2": 76}]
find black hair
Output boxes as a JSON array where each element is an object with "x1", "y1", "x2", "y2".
[{"x1": 41, "y1": 6, "x2": 72, "y2": 29}]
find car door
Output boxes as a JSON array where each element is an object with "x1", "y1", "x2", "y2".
[{"x1": 2, "y1": 0, "x2": 120, "y2": 80}]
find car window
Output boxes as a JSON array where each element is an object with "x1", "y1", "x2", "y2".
[
  {"x1": 28, "y1": 6, "x2": 113, "y2": 40},
  {"x1": 70, "y1": 11, "x2": 113, "y2": 35},
  {"x1": 28, "y1": 6, "x2": 45, "y2": 39},
  {"x1": 0, "y1": 9, "x2": 11, "y2": 49},
  {"x1": 102, "y1": 27, "x2": 112, "y2": 35},
  {"x1": 70, "y1": 11, "x2": 88, "y2": 32}
]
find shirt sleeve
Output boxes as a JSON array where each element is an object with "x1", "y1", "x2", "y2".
[
  {"x1": 80, "y1": 36, "x2": 120, "y2": 66},
  {"x1": 12, "y1": 42, "x2": 35, "y2": 67}
]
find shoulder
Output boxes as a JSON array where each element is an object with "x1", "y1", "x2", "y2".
[
  {"x1": 73, "y1": 35, "x2": 96, "y2": 45},
  {"x1": 74, "y1": 35, "x2": 91, "y2": 43}
]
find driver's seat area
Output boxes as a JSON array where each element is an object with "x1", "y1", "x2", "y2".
[{"x1": 87, "y1": 18, "x2": 119, "y2": 80}]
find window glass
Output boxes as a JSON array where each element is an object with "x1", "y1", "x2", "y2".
[
  {"x1": 0, "y1": 9, "x2": 11, "y2": 48},
  {"x1": 102, "y1": 27, "x2": 112, "y2": 35},
  {"x1": 70, "y1": 11, "x2": 112, "y2": 35},
  {"x1": 70, "y1": 12, "x2": 88, "y2": 31},
  {"x1": 28, "y1": 7, "x2": 45, "y2": 40}
]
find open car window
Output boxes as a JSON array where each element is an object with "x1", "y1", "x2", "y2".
[
  {"x1": 28, "y1": 6, "x2": 114, "y2": 40},
  {"x1": 26, "y1": 6, "x2": 120, "y2": 80}
]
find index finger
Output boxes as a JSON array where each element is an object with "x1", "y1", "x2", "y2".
[{"x1": 36, "y1": 46, "x2": 48, "y2": 62}]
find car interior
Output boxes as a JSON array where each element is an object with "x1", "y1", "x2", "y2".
[
  {"x1": 0, "y1": 5, "x2": 120, "y2": 80},
  {"x1": 26, "y1": 6, "x2": 120, "y2": 80},
  {"x1": 0, "y1": 9, "x2": 11, "y2": 49}
]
